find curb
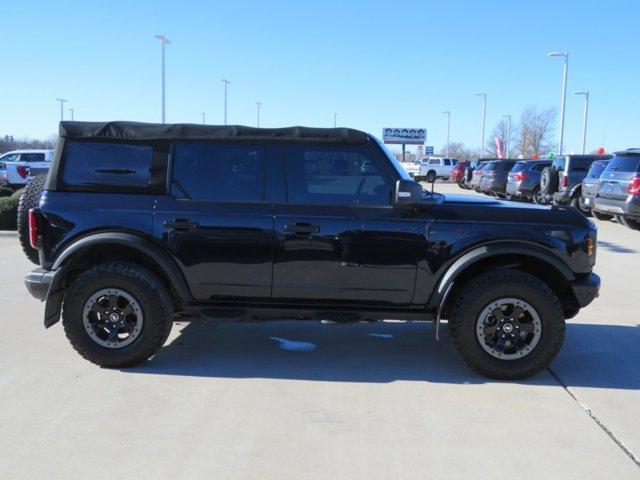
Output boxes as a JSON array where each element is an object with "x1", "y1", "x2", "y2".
[{"x1": 0, "y1": 230, "x2": 18, "y2": 237}]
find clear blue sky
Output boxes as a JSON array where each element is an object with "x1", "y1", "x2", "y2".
[{"x1": 2, "y1": 0, "x2": 639, "y2": 154}]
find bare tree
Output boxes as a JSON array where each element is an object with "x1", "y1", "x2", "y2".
[
  {"x1": 0, "y1": 134, "x2": 57, "y2": 154},
  {"x1": 515, "y1": 107, "x2": 556, "y2": 157},
  {"x1": 438, "y1": 142, "x2": 480, "y2": 162},
  {"x1": 485, "y1": 119, "x2": 513, "y2": 158}
]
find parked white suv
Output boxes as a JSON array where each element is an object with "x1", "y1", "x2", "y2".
[
  {"x1": 0, "y1": 150, "x2": 54, "y2": 189},
  {"x1": 417, "y1": 157, "x2": 459, "y2": 182}
]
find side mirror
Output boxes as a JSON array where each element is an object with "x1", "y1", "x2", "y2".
[{"x1": 394, "y1": 179, "x2": 423, "y2": 205}]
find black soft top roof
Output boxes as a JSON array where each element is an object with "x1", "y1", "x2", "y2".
[{"x1": 59, "y1": 121, "x2": 371, "y2": 144}]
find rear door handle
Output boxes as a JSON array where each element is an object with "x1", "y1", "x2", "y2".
[
  {"x1": 284, "y1": 222, "x2": 320, "y2": 235},
  {"x1": 164, "y1": 219, "x2": 199, "y2": 231}
]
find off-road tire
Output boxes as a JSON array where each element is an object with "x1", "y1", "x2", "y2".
[
  {"x1": 62, "y1": 262, "x2": 173, "y2": 368},
  {"x1": 540, "y1": 167, "x2": 559, "y2": 195},
  {"x1": 426, "y1": 170, "x2": 437, "y2": 183},
  {"x1": 592, "y1": 210, "x2": 614, "y2": 221},
  {"x1": 17, "y1": 175, "x2": 46, "y2": 264},
  {"x1": 448, "y1": 269, "x2": 565, "y2": 380}
]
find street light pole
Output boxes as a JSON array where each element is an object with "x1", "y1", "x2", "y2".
[
  {"x1": 501, "y1": 114, "x2": 511, "y2": 158},
  {"x1": 475, "y1": 93, "x2": 487, "y2": 158},
  {"x1": 155, "y1": 35, "x2": 172, "y2": 124},
  {"x1": 441, "y1": 111, "x2": 450, "y2": 158},
  {"x1": 56, "y1": 98, "x2": 67, "y2": 121},
  {"x1": 256, "y1": 101, "x2": 262, "y2": 127},
  {"x1": 221, "y1": 79, "x2": 230, "y2": 125},
  {"x1": 548, "y1": 51, "x2": 569, "y2": 155},
  {"x1": 201, "y1": 112, "x2": 206, "y2": 125},
  {"x1": 334, "y1": 113, "x2": 337, "y2": 128},
  {"x1": 68, "y1": 108, "x2": 74, "y2": 121},
  {"x1": 572, "y1": 90, "x2": 589, "y2": 154}
]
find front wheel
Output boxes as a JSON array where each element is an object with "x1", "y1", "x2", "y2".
[
  {"x1": 592, "y1": 210, "x2": 614, "y2": 221},
  {"x1": 426, "y1": 171, "x2": 437, "y2": 183},
  {"x1": 448, "y1": 269, "x2": 565, "y2": 380},
  {"x1": 62, "y1": 262, "x2": 173, "y2": 368}
]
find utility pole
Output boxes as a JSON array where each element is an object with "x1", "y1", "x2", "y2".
[
  {"x1": 56, "y1": 98, "x2": 67, "y2": 121},
  {"x1": 572, "y1": 90, "x2": 589, "y2": 154},
  {"x1": 221, "y1": 79, "x2": 230, "y2": 125},
  {"x1": 501, "y1": 114, "x2": 511, "y2": 158},
  {"x1": 154, "y1": 35, "x2": 172, "y2": 123},
  {"x1": 441, "y1": 111, "x2": 451, "y2": 158},
  {"x1": 256, "y1": 101, "x2": 262, "y2": 127},
  {"x1": 201, "y1": 112, "x2": 206, "y2": 125},
  {"x1": 548, "y1": 51, "x2": 569, "y2": 154},
  {"x1": 474, "y1": 93, "x2": 487, "y2": 158}
]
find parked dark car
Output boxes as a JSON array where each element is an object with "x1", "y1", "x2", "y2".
[
  {"x1": 593, "y1": 149, "x2": 640, "y2": 230},
  {"x1": 479, "y1": 160, "x2": 517, "y2": 197},
  {"x1": 468, "y1": 161, "x2": 490, "y2": 191},
  {"x1": 506, "y1": 160, "x2": 552, "y2": 204},
  {"x1": 24, "y1": 121, "x2": 600, "y2": 380},
  {"x1": 540, "y1": 154, "x2": 612, "y2": 216},
  {"x1": 463, "y1": 158, "x2": 490, "y2": 189},
  {"x1": 580, "y1": 159, "x2": 612, "y2": 220}
]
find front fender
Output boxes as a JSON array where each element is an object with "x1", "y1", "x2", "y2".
[{"x1": 425, "y1": 241, "x2": 575, "y2": 310}]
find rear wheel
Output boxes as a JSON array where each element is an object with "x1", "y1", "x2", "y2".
[
  {"x1": 17, "y1": 175, "x2": 46, "y2": 265},
  {"x1": 448, "y1": 269, "x2": 565, "y2": 380},
  {"x1": 619, "y1": 216, "x2": 640, "y2": 231},
  {"x1": 571, "y1": 195, "x2": 592, "y2": 217},
  {"x1": 592, "y1": 210, "x2": 614, "y2": 221},
  {"x1": 62, "y1": 262, "x2": 173, "y2": 368}
]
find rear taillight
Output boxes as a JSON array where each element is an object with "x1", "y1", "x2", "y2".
[
  {"x1": 561, "y1": 175, "x2": 568, "y2": 187},
  {"x1": 513, "y1": 172, "x2": 527, "y2": 181},
  {"x1": 28, "y1": 209, "x2": 39, "y2": 249},
  {"x1": 17, "y1": 165, "x2": 29, "y2": 179},
  {"x1": 629, "y1": 177, "x2": 640, "y2": 196}
]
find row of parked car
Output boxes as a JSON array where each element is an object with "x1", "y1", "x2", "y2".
[{"x1": 451, "y1": 151, "x2": 640, "y2": 231}]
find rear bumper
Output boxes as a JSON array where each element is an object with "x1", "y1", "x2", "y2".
[
  {"x1": 25, "y1": 268, "x2": 54, "y2": 301},
  {"x1": 594, "y1": 196, "x2": 640, "y2": 219},
  {"x1": 553, "y1": 191, "x2": 572, "y2": 205},
  {"x1": 570, "y1": 272, "x2": 601, "y2": 308}
]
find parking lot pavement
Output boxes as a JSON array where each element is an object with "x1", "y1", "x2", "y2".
[{"x1": 1, "y1": 188, "x2": 639, "y2": 480}]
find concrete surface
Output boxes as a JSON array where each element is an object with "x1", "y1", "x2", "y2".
[{"x1": 1, "y1": 184, "x2": 639, "y2": 479}]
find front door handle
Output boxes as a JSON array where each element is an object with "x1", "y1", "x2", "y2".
[
  {"x1": 164, "y1": 219, "x2": 199, "y2": 231},
  {"x1": 284, "y1": 222, "x2": 320, "y2": 235}
]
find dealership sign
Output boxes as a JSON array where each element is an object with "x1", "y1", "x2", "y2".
[{"x1": 382, "y1": 128, "x2": 427, "y2": 145}]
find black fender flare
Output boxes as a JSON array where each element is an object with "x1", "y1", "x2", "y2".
[
  {"x1": 427, "y1": 241, "x2": 575, "y2": 311},
  {"x1": 570, "y1": 183, "x2": 582, "y2": 198},
  {"x1": 44, "y1": 232, "x2": 191, "y2": 328}
]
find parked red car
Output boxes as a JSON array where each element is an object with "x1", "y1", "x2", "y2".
[{"x1": 451, "y1": 160, "x2": 468, "y2": 186}]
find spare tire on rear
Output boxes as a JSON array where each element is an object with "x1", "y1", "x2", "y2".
[
  {"x1": 540, "y1": 167, "x2": 559, "y2": 195},
  {"x1": 17, "y1": 175, "x2": 47, "y2": 265}
]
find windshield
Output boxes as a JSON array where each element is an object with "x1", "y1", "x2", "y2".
[
  {"x1": 605, "y1": 155, "x2": 640, "y2": 174},
  {"x1": 511, "y1": 162, "x2": 527, "y2": 173},
  {"x1": 374, "y1": 138, "x2": 412, "y2": 181}
]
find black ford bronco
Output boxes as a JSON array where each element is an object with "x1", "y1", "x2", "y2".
[{"x1": 23, "y1": 122, "x2": 600, "y2": 379}]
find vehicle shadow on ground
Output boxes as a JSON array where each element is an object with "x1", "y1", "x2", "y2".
[
  {"x1": 597, "y1": 240, "x2": 638, "y2": 254},
  {"x1": 126, "y1": 320, "x2": 640, "y2": 389}
]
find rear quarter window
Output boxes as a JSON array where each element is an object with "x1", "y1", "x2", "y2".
[
  {"x1": 62, "y1": 141, "x2": 166, "y2": 192},
  {"x1": 586, "y1": 161, "x2": 609, "y2": 178},
  {"x1": 511, "y1": 162, "x2": 527, "y2": 173}
]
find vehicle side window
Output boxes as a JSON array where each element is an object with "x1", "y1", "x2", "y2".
[
  {"x1": 444, "y1": 159, "x2": 451, "y2": 166},
  {"x1": 532, "y1": 164, "x2": 547, "y2": 172},
  {"x1": 171, "y1": 143, "x2": 265, "y2": 202},
  {"x1": 20, "y1": 153, "x2": 45, "y2": 162},
  {"x1": 62, "y1": 141, "x2": 164, "y2": 192},
  {"x1": 0, "y1": 154, "x2": 19, "y2": 162},
  {"x1": 428, "y1": 158, "x2": 440, "y2": 165},
  {"x1": 284, "y1": 146, "x2": 392, "y2": 205}
]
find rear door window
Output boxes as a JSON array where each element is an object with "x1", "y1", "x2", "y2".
[
  {"x1": 171, "y1": 143, "x2": 265, "y2": 202},
  {"x1": 586, "y1": 161, "x2": 609, "y2": 178},
  {"x1": 569, "y1": 157, "x2": 595, "y2": 172},
  {"x1": 19, "y1": 153, "x2": 45, "y2": 162},
  {"x1": 62, "y1": 141, "x2": 165, "y2": 192},
  {"x1": 444, "y1": 159, "x2": 451, "y2": 166},
  {"x1": 284, "y1": 146, "x2": 392, "y2": 205}
]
